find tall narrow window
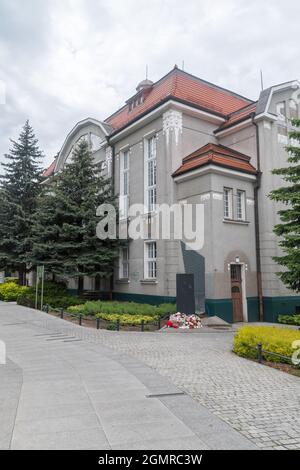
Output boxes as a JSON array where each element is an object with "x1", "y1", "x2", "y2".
[
  {"x1": 276, "y1": 101, "x2": 286, "y2": 121},
  {"x1": 236, "y1": 190, "x2": 246, "y2": 220},
  {"x1": 119, "y1": 149, "x2": 129, "y2": 219},
  {"x1": 119, "y1": 247, "x2": 129, "y2": 279},
  {"x1": 144, "y1": 241, "x2": 157, "y2": 279},
  {"x1": 145, "y1": 136, "x2": 157, "y2": 213},
  {"x1": 289, "y1": 99, "x2": 298, "y2": 120},
  {"x1": 223, "y1": 188, "x2": 233, "y2": 219}
]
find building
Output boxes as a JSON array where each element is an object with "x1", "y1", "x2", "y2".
[{"x1": 44, "y1": 66, "x2": 300, "y2": 322}]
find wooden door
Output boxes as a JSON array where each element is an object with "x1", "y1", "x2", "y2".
[{"x1": 230, "y1": 265, "x2": 243, "y2": 322}]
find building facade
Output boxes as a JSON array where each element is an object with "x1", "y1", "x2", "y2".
[{"x1": 47, "y1": 66, "x2": 300, "y2": 322}]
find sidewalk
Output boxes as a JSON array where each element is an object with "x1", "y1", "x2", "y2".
[{"x1": 0, "y1": 303, "x2": 256, "y2": 450}]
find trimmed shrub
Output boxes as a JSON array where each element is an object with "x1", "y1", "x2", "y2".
[
  {"x1": 233, "y1": 325, "x2": 300, "y2": 364},
  {"x1": 278, "y1": 314, "x2": 300, "y2": 326},
  {"x1": 96, "y1": 313, "x2": 155, "y2": 325},
  {"x1": 0, "y1": 282, "x2": 28, "y2": 301},
  {"x1": 67, "y1": 300, "x2": 176, "y2": 318}
]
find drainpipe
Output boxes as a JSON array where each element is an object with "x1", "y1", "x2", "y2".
[
  {"x1": 251, "y1": 113, "x2": 264, "y2": 322},
  {"x1": 108, "y1": 140, "x2": 115, "y2": 300}
]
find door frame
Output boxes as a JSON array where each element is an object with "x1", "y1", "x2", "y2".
[{"x1": 229, "y1": 262, "x2": 248, "y2": 322}]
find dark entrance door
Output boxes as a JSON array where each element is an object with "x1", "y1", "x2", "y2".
[
  {"x1": 230, "y1": 264, "x2": 243, "y2": 322},
  {"x1": 176, "y1": 273, "x2": 195, "y2": 315}
]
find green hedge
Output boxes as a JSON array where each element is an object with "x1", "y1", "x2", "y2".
[
  {"x1": 67, "y1": 300, "x2": 176, "y2": 318},
  {"x1": 233, "y1": 325, "x2": 300, "y2": 364},
  {"x1": 96, "y1": 313, "x2": 156, "y2": 325},
  {"x1": 278, "y1": 314, "x2": 300, "y2": 326}
]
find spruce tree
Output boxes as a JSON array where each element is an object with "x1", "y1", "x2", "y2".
[
  {"x1": 0, "y1": 120, "x2": 43, "y2": 284},
  {"x1": 269, "y1": 118, "x2": 300, "y2": 292},
  {"x1": 31, "y1": 140, "x2": 121, "y2": 293}
]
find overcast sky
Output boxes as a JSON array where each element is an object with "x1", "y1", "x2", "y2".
[{"x1": 0, "y1": 0, "x2": 299, "y2": 170}]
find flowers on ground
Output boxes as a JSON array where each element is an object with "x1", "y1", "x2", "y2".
[{"x1": 167, "y1": 312, "x2": 202, "y2": 329}]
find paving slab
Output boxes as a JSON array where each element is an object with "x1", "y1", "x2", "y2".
[{"x1": 0, "y1": 303, "x2": 260, "y2": 450}]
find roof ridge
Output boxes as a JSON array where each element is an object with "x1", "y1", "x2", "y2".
[{"x1": 174, "y1": 68, "x2": 254, "y2": 103}]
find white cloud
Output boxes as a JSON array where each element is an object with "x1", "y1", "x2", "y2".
[{"x1": 0, "y1": 0, "x2": 299, "y2": 170}]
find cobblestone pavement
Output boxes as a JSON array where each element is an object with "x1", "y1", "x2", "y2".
[{"x1": 2, "y1": 304, "x2": 300, "y2": 450}]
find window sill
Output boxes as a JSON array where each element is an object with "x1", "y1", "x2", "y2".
[
  {"x1": 116, "y1": 278, "x2": 130, "y2": 284},
  {"x1": 223, "y1": 218, "x2": 250, "y2": 225},
  {"x1": 140, "y1": 279, "x2": 158, "y2": 285}
]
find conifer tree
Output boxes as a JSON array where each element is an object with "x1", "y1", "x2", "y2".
[
  {"x1": 0, "y1": 120, "x2": 43, "y2": 284},
  {"x1": 269, "y1": 119, "x2": 300, "y2": 292},
  {"x1": 31, "y1": 140, "x2": 121, "y2": 293}
]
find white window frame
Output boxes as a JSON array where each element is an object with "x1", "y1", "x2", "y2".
[
  {"x1": 119, "y1": 149, "x2": 130, "y2": 219},
  {"x1": 289, "y1": 99, "x2": 298, "y2": 120},
  {"x1": 119, "y1": 246, "x2": 129, "y2": 279},
  {"x1": 223, "y1": 187, "x2": 233, "y2": 219},
  {"x1": 276, "y1": 101, "x2": 286, "y2": 122},
  {"x1": 144, "y1": 241, "x2": 157, "y2": 279},
  {"x1": 144, "y1": 135, "x2": 157, "y2": 213},
  {"x1": 236, "y1": 190, "x2": 246, "y2": 221}
]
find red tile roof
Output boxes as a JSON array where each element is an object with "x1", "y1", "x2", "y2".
[
  {"x1": 105, "y1": 67, "x2": 253, "y2": 132},
  {"x1": 173, "y1": 143, "x2": 257, "y2": 177},
  {"x1": 216, "y1": 102, "x2": 257, "y2": 132},
  {"x1": 42, "y1": 158, "x2": 56, "y2": 178}
]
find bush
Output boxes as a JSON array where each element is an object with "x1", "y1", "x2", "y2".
[
  {"x1": 96, "y1": 313, "x2": 155, "y2": 325},
  {"x1": 4, "y1": 277, "x2": 19, "y2": 284},
  {"x1": 233, "y1": 326, "x2": 300, "y2": 364},
  {"x1": 17, "y1": 281, "x2": 80, "y2": 309},
  {"x1": 66, "y1": 300, "x2": 176, "y2": 318},
  {"x1": 0, "y1": 281, "x2": 28, "y2": 301},
  {"x1": 278, "y1": 314, "x2": 300, "y2": 326}
]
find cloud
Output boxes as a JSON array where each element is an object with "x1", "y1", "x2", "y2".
[{"x1": 0, "y1": 0, "x2": 299, "y2": 170}]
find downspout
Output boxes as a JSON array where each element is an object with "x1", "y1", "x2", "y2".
[
  {"x1": 108, "y1": 139, "x2": 115, "y2": 300},
  {"x1": 251, "y1": 113, "x2": 264, "y2": 321}
]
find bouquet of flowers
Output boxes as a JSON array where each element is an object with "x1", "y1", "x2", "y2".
[{"x1": 166, "y1": 312, "x2": 202, "y2": 329}]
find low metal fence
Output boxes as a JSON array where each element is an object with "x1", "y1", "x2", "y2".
[
  {"x1": 42, "y1": 304, "x2": 168, "y2": 332},
  {"x1": 249, "y1": 342, "x2": 299, "y2": 368}
]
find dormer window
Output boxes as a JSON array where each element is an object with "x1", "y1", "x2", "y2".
[
  {"x1": 127, "y1": 79, "x2": 153, "y2": 113},
  {"x1": 128, "y1": 94, "x2": 144, "y2": 112},
  {"x1": 289, "y1": 99, "x2": 298, "y2": 120},
  {"x1": 276, "y1": 101, "x2": 286, "y2": 121}
]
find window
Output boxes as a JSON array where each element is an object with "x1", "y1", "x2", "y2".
[
  {"x1": 90, "y1": 133, "x2": 103, "y2": 152},
  {"x1": 223, "y1": 188, "x2": 233, "y2": 219},
  {"x1": 277, "y1": 125, "x2": 288, "y2": 145},
  {"x1": 236, "y1": 190, "x2": 246, "y2": 220},
  {"x1": 144, "y1": 241, "x2": 157, "y2": 279},
  {"x1": 145, "y1": 136, "x2": 157, "y2": 213},
  {"x1": 128, "y1": 94, "x2": 143, "y2": 112},
  {"x1": 289, "y1": 99, "x2": 298, "y2": 120},
  {"x1": 119, "y1": 247, "x2": 129, "y2": 279},
  {"x1": 119, "y1": 149, "x2": 129, "y2": 219},
  {"x1": 276, "y1": 102, "x2": 286, "y2": 121}
]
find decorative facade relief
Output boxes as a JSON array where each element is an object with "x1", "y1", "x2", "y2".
[
  {"x1": 163, "y1": 109, "x2": 182, "y2": 145},
  {"x1": 212, "y1": 193, "x2": 223, "y2": 201},
  {"x1": 200, "y1": 193, "x2": 211, "y2": 201}
]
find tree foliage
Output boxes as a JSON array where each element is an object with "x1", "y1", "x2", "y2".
[
  {"x1": 0, "y1": 120, "x2": 43, "y2": 283},
  {"x1": 30, "y1": 140, "x2": 121, "y2": 288},
  {"x1": 269, "y1": 118, "x2": 300, "y2": 292}
]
